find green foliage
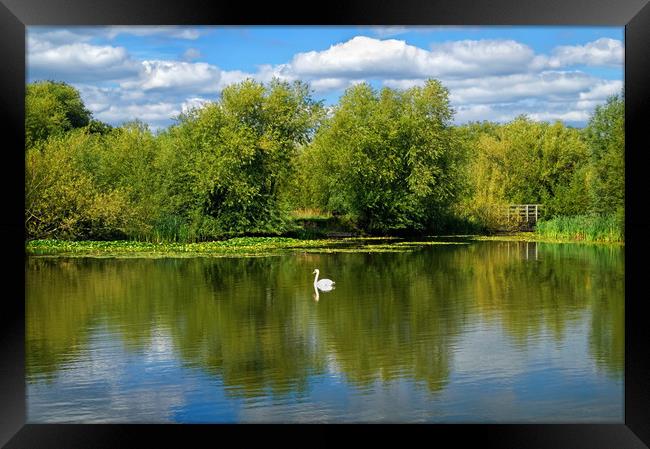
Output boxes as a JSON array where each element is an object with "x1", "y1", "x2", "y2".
[
  {"x1": 25, "y1": 81, "x2": 93, "y2": 148},
  {"x1": 80, "y1": 121, "x2": 163, "y2": 239},
  {"x1": 157, "y1": 79, "x2": 323, "y2": 240},
  {"x1": 298, "y1": 80, "x2": 463, "y2": 234},
  {"x1": 25, "y1": 131, "x2": 136, "y2": 240},
  {"x1": 465, "y1": 117, "x2": 590, "y2": 228},
  {"x1": 535, "y1": 214, "x2": 624, "y2": 242},
  {"x1": 584, "y1": 94, "x2": 624, "y2": 216},
  {"x1": 23, "y1": 79, "x2": 624, "y2": 243}
]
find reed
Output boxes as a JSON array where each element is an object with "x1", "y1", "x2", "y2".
[{"x1": 535, "y1": 214, "x2": 623, "y2": 243}]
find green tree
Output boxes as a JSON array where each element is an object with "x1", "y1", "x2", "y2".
[
  {"x1": 74, "y1": 121, "x2": 162, "y2": 239},
  {"x1": 299, "y1": 80, "x2": 463, "y2": 233},
  {"x1": 25, "y1": 130, "x2": 135, "y2": 240},
  {"x1": 584, "y1": 94, "x2": 624, "y2": 216},
  {"x1": 25, "y1": 81, "x2": 93, "y2": 148},
  {"x1": 157, "y1": 79, "x2": 323, "y2": 240},
  {"x1": 467, "y1": 117, "x2": 590, "y2": 228}
]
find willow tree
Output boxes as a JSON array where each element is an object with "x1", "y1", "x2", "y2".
[
  {"x1": 299, "y1": 80, "x2": 463, "y2": 234},
  {"x1": 25, "y1": 130, "x2": 137, "y2": 240},
  {"x1": 25, "y1": 81, "x2": 92, "y2": 149},
  {"x1": 467, "y1": 117, "x2": 590, "y2": 227},
  {"x1": 584, "y1": 94, "x2": 624, "y2": 217},
  {"x1": 157, "y1": 79, "x2": 323, "y2": 240}
]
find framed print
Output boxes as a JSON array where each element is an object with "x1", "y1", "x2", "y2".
[{"x1": 1, "y1": 0, "x2": 649, "y2": 447}]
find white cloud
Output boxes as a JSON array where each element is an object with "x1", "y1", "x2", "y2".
[
  {"x1": 383, "y1": 79, "x2": 426, "y2": 90},
  {"x1": 254, "y1": 63, "x2": 297, "y2": 84},
  {"x1": 182, "y1": 48, "x2": 202, "y2": 61},
  {"x1": 454, "y1": 102, "x2": 593, "y2": 125},
  {"x1": 216, "y1": 70, "x2": 257, "y2": 90},
  {"x1": 28, "y1": 40, "x2": 141, "y2": 82},
  {"x1": 578, "y1": 79, "x2": 623, "y2": 100},
  {"x1": 447, "y1": 71, "x2": 606, "y2": 105},
  {"x1": 527, "y1": 110, "x2": 591, "y2": 122},
  {"x1": 369, "y1": 26, "x2": 410, "y2": 38},
  {"x1": 454, "y1": 104, "x2": 496, "y2": 123},
  {"x1": 430, "y1": 39, "x2": 536, "y2": 76},
  {"x1": 310, "y1": 78, "x2": 358, "y2": 93},
  {"x1": 27, "y1": 28, "x2": 95, "y2": 45},
  {"x1": 121, "y1": 60, "x2": 222, "y2": 93},
  {"x1": 548, "y1": 38, "x2": 623, "y2": 68},
  {"x1": 446, "y1": 72, "x2": 621, "y2": 125},
  {"x1": 26, "y1": 29, "x2": 623, "y2": 128},
  {"x1": 104, "y1": 26, "x2": 203, "y2": 40},
  {"x1": 76, "y1": 84, "x2": 215, "y2": 128},
  {"x1": 290, "y1": 36, "x2": 537, "y2": 80},
  {"x1": 575, "y1": 80, "x2": 623, "y2": 110},
  {"x1": 181, "y1": 97, "x2": 212, "y2": 114},
  {"x1": 95, "y1": 102, "x2": 182, "y2": 125}
]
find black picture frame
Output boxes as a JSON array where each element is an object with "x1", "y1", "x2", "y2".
[{"x1": 2, "y1": 0, "x2": 649, "y2": 447}]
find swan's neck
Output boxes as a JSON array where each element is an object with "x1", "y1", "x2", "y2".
[{"x1": 313, "y1": 271, "x2": 319, "y2": 285}]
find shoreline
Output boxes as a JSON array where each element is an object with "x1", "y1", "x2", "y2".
[{"x1": 25, "y1": 233, "x2": 624, "y2": 258}]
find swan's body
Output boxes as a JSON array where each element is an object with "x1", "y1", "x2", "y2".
[{"x1": 313, "y1": 269, "x2": 335, "y2": 291}]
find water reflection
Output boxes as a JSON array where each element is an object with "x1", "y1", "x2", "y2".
[{"x1": 26, "y1": 241, "x2": 624, "y2": 422}]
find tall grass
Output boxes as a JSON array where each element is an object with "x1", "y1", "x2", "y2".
[
  {"x1": 290, "y1": 208, "x2": 332, "y2": 220},
  {"x1": 535, "y1": 214, "x2": 623, "y2": 242}
]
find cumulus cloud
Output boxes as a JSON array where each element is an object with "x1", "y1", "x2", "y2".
[
  {"x1": 446, "y1": 72, "x2": 621, "y2": 124},
  {"x1": 547, "y1": 38, "x2": 624, "y2": 68},
  {"x1": 28, "y1": 28, "x2": 95, "y2": 45},
  {"x1": 95, "y1": 102, "x2": 182, "y2": 124},
  {"x1": 579, "y1": 79, "x2": 623, "y2": 100},
  {"x1": 181, "y1": 97, "x2": 212, "y2": 114},
  {"x1": 290, "y1": 36, "x2": 537, "y2": 80},
  {"x1": 28, "y1": 39, "x2": 141, "y2": 82},
  {"x1": 290, "y1": 36, "x2": 436, "y2": 78},
  {"x1": 455, "y1": 102, "x2": 592, "y2": 125},
  {"x1": 26, "y1": 28, "x2": 624, "y2": 128},
  {"x1": 430, "y1": 39, "x2": 536, "y2": 76},
  {"x1": 310, "y1": 77, "x2": 360, "y2": 93},
  {"x1": 254, "y1": 63, "x2": 297, "y2": 84},
  {"x1": 447, "y1": 71, "x2": 603, "y2": 105},
  {"x1": 383, "y1": 79, "x2": 426, "y2": 90},
  {"x1": 455, "y1": 104, "x2": 497, "y2": 123},
  {"x1": 120, "y1": 60, "x2": 222, "y2": 93},
  {"x1": 528, "y1": 110, "x2": 592, "y2": 122},
  {"x1": 76, "y1": 84, "x2": 217, "y2": 129}
]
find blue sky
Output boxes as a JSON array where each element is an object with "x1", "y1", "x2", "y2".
[{"x1": 27, "y1": 26, "x2": 624, "y2": 129}]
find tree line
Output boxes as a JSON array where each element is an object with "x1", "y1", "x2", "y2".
[{"x1": 25, "y1": 79, "x2": 624, "y2": 242}]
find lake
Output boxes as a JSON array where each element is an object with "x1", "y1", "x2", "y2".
[{"x1": 26, "y1": 240, "x2": 624, "y2": 423}]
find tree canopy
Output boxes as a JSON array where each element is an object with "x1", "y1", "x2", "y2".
[
  {"x1": 24, "y1": 79, "x2": 625, "y2": 241},
  {"x1": 296, "y1": 80, "x2": 464, "y2": 233},
  {"x1": 25, "y1": 81, "x2": 93, "y2": 148}
]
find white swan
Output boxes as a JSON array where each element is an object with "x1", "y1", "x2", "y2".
[{"x1": 313, "y1": 269, "x2": 335, "y2": 291}]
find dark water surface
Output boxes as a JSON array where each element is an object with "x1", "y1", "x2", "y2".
[{"x1": 26, "y1": 240, "x2": 624, "y2": 423}]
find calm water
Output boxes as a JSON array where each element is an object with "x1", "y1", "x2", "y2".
[{"x1": 26, "y1": 240, "x2": 624, "y2": 423}]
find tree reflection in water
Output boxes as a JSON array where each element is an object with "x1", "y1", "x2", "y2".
[{"x1": 26, "y1": 241, "x2": 624, "y2": 400}]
